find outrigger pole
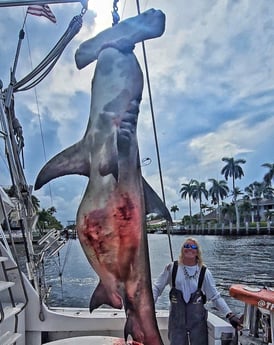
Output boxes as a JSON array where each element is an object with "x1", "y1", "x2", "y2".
[{"x1": 0, "y1": 0, "x2": 84, "y2": 7}]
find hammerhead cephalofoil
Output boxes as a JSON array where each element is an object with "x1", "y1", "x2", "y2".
[{"x1": 35, "y1": 9, "x2": 171, "y2": 345}]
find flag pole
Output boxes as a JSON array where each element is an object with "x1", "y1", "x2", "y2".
[
  {"x1": 11, "y1": 27, "x2": 26, "y2": 83},
  {"x1": 5, "y1": 12, "x2": 27, "y2": 108}
]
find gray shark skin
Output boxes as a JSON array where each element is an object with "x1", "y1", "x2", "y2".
[{"x1": 35, "y1": 10, "x2": 170, "y2": 345}]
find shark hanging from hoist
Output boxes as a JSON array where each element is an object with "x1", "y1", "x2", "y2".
[{"x1": 35, "y1": 8, "x2": 170, "y2": 345}]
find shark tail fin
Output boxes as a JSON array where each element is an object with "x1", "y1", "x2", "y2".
[
  {"x1": 124, "y1": 309, "x2": 164, "y2": 345},
  {"x1": 124, "y1": 310, "x2": 144, "y2": 344}
]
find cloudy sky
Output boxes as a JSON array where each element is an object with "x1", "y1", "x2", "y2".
[{"x1": 0, "y1": 0, "x2": 273, "y2": 225}]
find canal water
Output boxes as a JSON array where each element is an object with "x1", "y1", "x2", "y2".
[{"x1": 39, "y1": 234, "x2": 274, "y2": 318}]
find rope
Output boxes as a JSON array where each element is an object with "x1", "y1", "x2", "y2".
[
  {"x1": 135, "y1": 0, "x2": 173, "y2": 261},
  {"x1": 17, "y1": 8, "x2": 54, "y2": 205},
  {"x1": 59, "y1": 238, "x2": 73, "y2": 275},
  {"x1": 14, "y1": 14, "x2": 84, "y2": 92},
  {"x1": 11, "y1": 6, "x2": 87, "y2": 206}
]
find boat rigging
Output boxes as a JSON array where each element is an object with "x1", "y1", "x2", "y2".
[{"x1": 0, "y1": 0, "x2": 88, "y2": 308}]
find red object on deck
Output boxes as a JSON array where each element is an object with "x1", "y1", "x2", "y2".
[
  {"x1": 113, "y1": 340, "x2": 143, "y2": 345},
  {"x1": 229, "y1": 284, "x2": 274, "y2": 312}
]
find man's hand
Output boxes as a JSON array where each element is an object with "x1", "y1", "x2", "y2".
[{"x1": 226, "y1": 313, "x2": 243, "y2": 330}]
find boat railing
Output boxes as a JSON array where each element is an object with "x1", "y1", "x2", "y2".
[
  {"x1": 0, "y1": 196, "x2": 29, "y2": 314},
  {"x1": 230, "y1": 284, "x2": 274, "y2": 345}
]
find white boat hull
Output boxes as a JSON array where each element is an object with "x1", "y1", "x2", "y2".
[{"x1": 0, "y1": 242, "x2": 234, "y2": 345}]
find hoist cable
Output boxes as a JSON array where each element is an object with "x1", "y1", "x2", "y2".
[{"x1": 135, "y1": 0, "x2": 173, "y2": 261}]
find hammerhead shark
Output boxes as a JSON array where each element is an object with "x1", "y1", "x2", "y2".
[{"x1": 35, "y1": 9, "x2": 170, "y2": 345}]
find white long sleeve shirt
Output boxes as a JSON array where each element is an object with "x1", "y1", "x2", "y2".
[{"x1": 152, "y1": 262, "x2": 231, "y2": 317}]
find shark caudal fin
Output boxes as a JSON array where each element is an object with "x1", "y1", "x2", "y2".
[
  {"x1": 124, "y1": 311, "x2": 144, "y2": 344},
  {"x1": 89, "y1": 281, "x2": 123, "y2": 312},
  {"x1": 124, "y1": 309, "x2": 164, "y2": 345},
  {"x1": 143, "y1": 177, "x2": 172, "y2": 223},
  {"x1": 34, "y1": 141, "x2": 89, "y2": 190}
]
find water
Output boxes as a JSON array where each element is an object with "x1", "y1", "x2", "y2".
[{"x1": 26, "y1": 235, "x2": 274, "y2": 317}]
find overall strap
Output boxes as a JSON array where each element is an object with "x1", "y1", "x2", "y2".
[
  {"x1": 172, "y1": 262, "x2": 206, "y2": 288},
  {"x1": 171, "y1": 260, "x2": 178, "y2": 287},
  {"x1": 198, "y1": 265, "x2": 207, "y2": 289}
]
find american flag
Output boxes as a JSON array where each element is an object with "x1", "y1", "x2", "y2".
[{"x1": 27, "y1": 4, "x2": 57, "y2": 23}]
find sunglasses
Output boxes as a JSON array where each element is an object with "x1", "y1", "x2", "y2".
[{"x1": 183, "y1": 243, "x2": 198, "y2": 249}]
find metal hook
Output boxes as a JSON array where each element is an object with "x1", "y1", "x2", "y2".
[{"x1": 79, "y1": 0, "x2": 88, "y2": 16}]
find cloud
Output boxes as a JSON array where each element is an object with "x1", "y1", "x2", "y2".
[{"x1": 1, "y1": 0, "x2": 274, "y2": 224}]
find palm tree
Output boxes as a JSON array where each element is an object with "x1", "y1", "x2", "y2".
[
  {"x1": 180, "y1": 181, "x2": 194, "y2": 222},
  {"x1": 47, "y1": 206, "x2": 57, "y2": 215},
  {"x1": 31, "y1": 195, "x2": 40, "y2": 212},
  {"x1": 221, "y1": 202, "x2": 235, "y2": 224},
  {"x1": 221, "y1": 157, "x2": 246, "y2": 188},
  {"x1": 231, "y1": 186, "x2": 243, "y2": 200},
  {"x1": 238, "y1": 199, "x2": 252, "y2": 223},
  {"x1": 262, "y1": 162, "x2": 274, "y2": 186},
  {"x1": 245, "y1": 181, "x2": 274, "y2": 222},
  {"x1": 38, "y1": 207, "x2": 62, "y2": 230},
  {"x1": 170, "y1": 205, "x2": 179, "y2": 221},
  {"x1": 221, "y1": 157, "x2": 246, "y2": 229},
  {"x1": 191, "y1": 179, "x2": 209, "y2": 223},
  {"x1": 208, "y1": 179, "x2": 229, "y2": 223},
  {"x1": 201, "y1": 203, "x2": 215, "y2": 215}
]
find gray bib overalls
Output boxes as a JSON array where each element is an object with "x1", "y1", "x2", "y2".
[{"x1": 168, "y1": 261, "x2": 208, "y2": 345}]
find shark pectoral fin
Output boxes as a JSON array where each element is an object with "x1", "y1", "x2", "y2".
[
  {"x1": 34, "y1": 141, "x2": 90, "y2": 190},
  {"x1": 142, "y1": 177, "x2": 172, "y2": 222},
  {"x1": 98, "y1": 131, "x2": 118, "y2": 180},
  {"x1": 89, "y1": 281, "x2": 123, "y2": 312}
]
